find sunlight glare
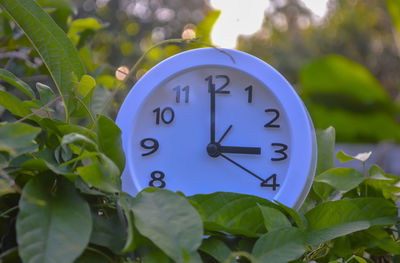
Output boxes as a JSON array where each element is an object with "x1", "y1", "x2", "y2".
[{"x1": 209, "y1": 0, "x2": 329, "y2": 48}]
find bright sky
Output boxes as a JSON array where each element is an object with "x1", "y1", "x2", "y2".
[{"x1": 209, "y1": 0, "x2": 329, "y2": 48}]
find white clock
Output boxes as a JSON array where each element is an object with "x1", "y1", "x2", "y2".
[{"x1": 116, "y1": 48, "x2": 317, "y2": 209}]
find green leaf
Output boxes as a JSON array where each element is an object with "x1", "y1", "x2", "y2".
[
  {"x1": 36, "y1": 82, "x2": 55, "y2": 105},
  {"x1": 67, "y1": 17, "x2": 104, "y2": 46},
  {"x1": 0, "y1": 0, "x2": 85, "y2": 111},
  {"x1": 76, "y1": 153, "x2": 121, "y2": 193},
  {"x1": 275, "y1": 201, "x2": 308, "y2": 230},
  {"x1": 0, "y1": 68, "x2": 35, "y2": 98},
  {"x1": 336, "y1": 150, "x2": 372, "y2": 163},
  {"x1": 199, "y1": 237, "x2": 232, "y2": 263},
  {"x1": 336, "y1": 150, "x2": 356, "y2": 163},
  {"x1": 118, "y1": 197, "x2": 152, "y2": 252},
  {"x1": 316, "y1": 126, "x2": 336, "y2": 174},
  {"x1": 314, "y1": 168, "x2": 364, "y2": 192},
  {"x1": 0, "y1": 90, "x2": 35, "y2": 118},
  {"x1": 77, "y1": 74, "x2": 96, "y2": 97},
  {"x1": 305, "y1": 198, "x2": 397, "y2": 245},
  {"x1": 387, "y1": 0, "x2": 400, "y2": 34},
  {"x1": 95, "y1": 115, "x2": 125, "y2": 173},
  {"x1": 142, "y1": 247, "x2": 171, "y2": 263},
  {"x1": 257, "y1": 204, "x2": 291, "y2": 231},
  {"x1": 300, "y1": 55, "x2": 392, "y2": 108},
  {"x1": 89, "y1": 212, "x2": 125, "y2": 253},
  {"x1": 369, "y1": 165, "x2": 392, "y2": 181},
  {"x1": 252, "y1": 227, "x2": 306, "y2": 263},
  {"x1": 189, "y1": 192, "x2": 277, "y2": 237},
  {"x1": 62, "y1": 132, "x2": 98, "y2": 152},
  {"x1": 16, "y1": 175, "x2": 92, "y2": 263},
  {"x1": 74, "y1": 249, "x2": 110, "y2": 263},
  {"x1": 125, "y1": 190, "x2": 203, "y2": 262},
  {"x1": 0, "y1": 122, "x2": 40, "y2": 157}
]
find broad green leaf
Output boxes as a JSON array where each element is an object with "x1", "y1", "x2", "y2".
[
  {"x1": 336, "y1": 150, "x2": 372, "y2": 163},
  {"x1": 89, "y1": 212, "x2": 125, "y2": 253},
  {"x1": 143, "y1": 247, "x2": 171, "y2": 263},
  {"x1": 275, "y1": 201, "x2": 307, "y2": 230},
  {"x1": 0, "y1": 90, "x2": 34, "y2": 118},
  {"x1": 300, "y1": 55, "x2": 392, "y2": 107},
  {"x1": 257, "y1": 204, "x2": 291, "y2": 231},
  {"x1": 118, "y1": 197, "x2": 152, "y2": 252},
  {"x1": 68, "y1": 17, "x2": 104, "y2": 46},
  {"x1": 252, "y1": 227, "x2": 306, "y2": 263},
  {"x1": 21, "y1": 149, "x2": 76, "y2": 180},
  {"x1": 369, "y1": 165, "x2": 392, "y2": 181},
  {"x1": 124, "y1": 190, "x2": 203, "y2": 262},
  {"x1": 0, "y1": 123, "x2": 40, "y2": 157},
  {"x1": 36, "y1": 0, "x2": 74, "y2": 31},
  {"x1": 387, "y1": 0, "x2": 400, "y2": 34},
  {"x1": 62, "y1": 132, "x2": 98, "y2": 152},
  {"x1": 362, "y1": 227, "x2": 400, "y2": 254},
  {"x1": 304, "y1": 102, "x2": 400, "y2": 142},
  {"x1": 336, "y1": 150, "x2": 356, "y2": 163},
  {"x1": 76, "y1": 153, "x2": 121, "y2": 193},
  {"x1": 189, "y1": 192, "x2": 277, "y2": 237},
  {"x1": 16, "y1": 175, "x2": 92, "y2": 263},
  {"x1": 0, "y1": 68, "x2": 35, "y2": 98},
  {"x1": 199, "y1": 237, "x2": 232, "y2": 263},
  {"x1": 316, "y1": 126, "x2": 335, "y2": 174},
  {"x1": 90, "y1": 84, "x2": 111, "y2": 115},
  {"x1": 95, "y1": 115, "x2": 125, "y2": 172},
  {"x1": 77, "y1": 74, "x2": 96, "y2": 97},
  {"x1": 351, "y1": 198, "x2": 397, "y2": 225},
  {"x1": 314, "y1": 168, "x2": 364, "y2": 192},
  {"x1": 305, "y1": 198, "x2": 397, "y2": 245},
  {"x1": 0, "y1": 0, "x2": 85, "y2": 112},
  {"x1": 74, "y1": 249, "x2": 110, "y2": 263},
  {"x1": 36, "y1": 82, "x2": 55, "y2": 105}
]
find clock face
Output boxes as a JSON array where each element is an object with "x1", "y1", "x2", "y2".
[{"x1": 117, "y1": 48, "x2": 316, "y2": 209}]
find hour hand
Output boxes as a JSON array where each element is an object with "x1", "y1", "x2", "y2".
[{"x1": 219, "y1": 146, "x2": 261, "y2": 155}]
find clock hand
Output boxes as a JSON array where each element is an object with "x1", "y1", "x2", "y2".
[
  {"x1": 217, "y1": 124, "x2": 232, "y2": 144},
  {"x1": 219, "y1": 153, "x2": 264, "y2": 182},
  {"x1": 210, "y1": 80, "x2": 216, "y2": 143},
  {"x1": 219, "y1": 146, "x2": 261, "y2": 155}
]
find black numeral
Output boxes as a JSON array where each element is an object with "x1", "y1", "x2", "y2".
[
  {"x1": 153, "y1": 107, "x2": 174, "y2": 125},
  {"x1": 271, "y1": 143, "x2": 288, "y2": 161},
  {"x1": 245, "y1": 85, "x2": 253, "y2": 103},
  {"x1": 205, "y1": 75, "x2": 231, "y2": 94},
  {"x1": 149, "y1": 171, "x2": 166, "y2": 188},
  {"x1": 264, "y1": 109, "x2": 280, "y2": 128},
  {"x1": 140, "y1": 138, "x2": 159, "y2": 156},
  {"x1": 260, "y1": 174, "x2": 280, "y2": 190},
  {"x1": 173, "y1": 85, "x2": 189, "y2": 103}
]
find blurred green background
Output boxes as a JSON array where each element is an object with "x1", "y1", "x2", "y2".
[{"x1": 0, "y1": 0, "x2": 399, "y2": 144}]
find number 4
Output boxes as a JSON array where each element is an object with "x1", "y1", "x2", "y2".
[{"x1": 260, "y1": 174, "x2": 280, "y2": 190}]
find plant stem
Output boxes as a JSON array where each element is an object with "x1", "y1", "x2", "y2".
[{"x1": 0, "y1": 205, "x2": 18, "y2": 218}]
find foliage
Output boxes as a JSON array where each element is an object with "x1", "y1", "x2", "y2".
[
  {"x1": 238, "y1": 0, "x2": 400, "y2": 143},
  {"x1": 0, "y1": 1, "x2": 400, "y2": 263}
]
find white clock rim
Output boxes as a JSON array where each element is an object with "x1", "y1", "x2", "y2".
[{"x1": 116, "y1": 48, "x2": 317, "y2": 209}]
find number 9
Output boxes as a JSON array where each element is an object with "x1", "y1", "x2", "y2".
[{"x1": 140, "y1": 138, "x2": 159, "y2": 156}]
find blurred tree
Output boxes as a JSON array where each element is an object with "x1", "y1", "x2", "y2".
[{"x1": 238, "y1": 0, "x2": 400, "y2": 142}]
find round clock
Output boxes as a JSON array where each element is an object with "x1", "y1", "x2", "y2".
[{"x1": 116, "y1": 48, "x2": 317, "y2": 209}]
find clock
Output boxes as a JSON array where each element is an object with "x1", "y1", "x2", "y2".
[{"x1": 116, "y1": 48, "x2": 317, "y2": 209}]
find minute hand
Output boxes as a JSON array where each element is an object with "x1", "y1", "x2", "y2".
[{"x1": 219, "y1": 146, "x2": 261, "y2": 155}]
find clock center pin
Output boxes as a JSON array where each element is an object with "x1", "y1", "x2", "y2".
[{"x1": 207, "y1": 143, "x2": 220, "y2": 158}]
